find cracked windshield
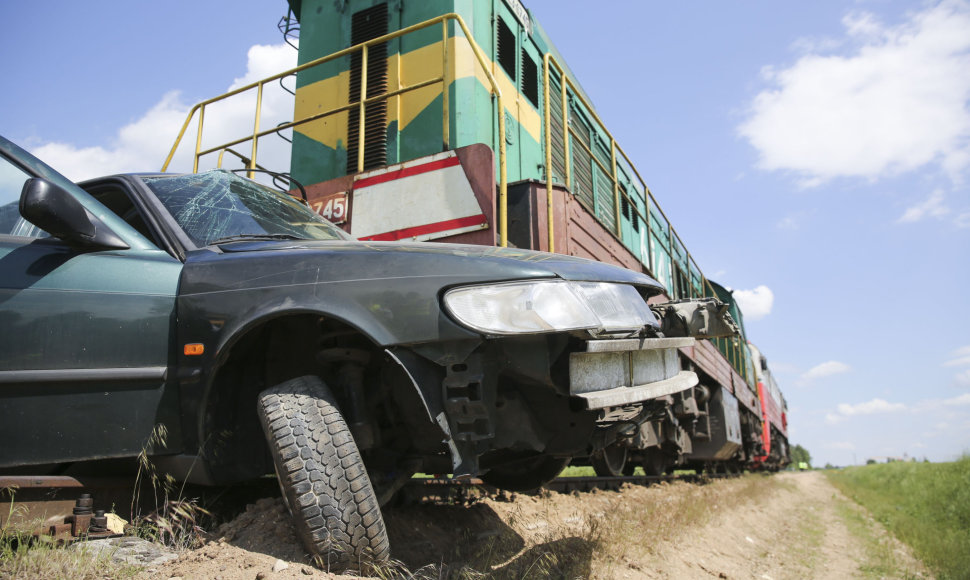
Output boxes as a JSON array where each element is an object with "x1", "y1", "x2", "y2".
[{"x1": 143, "y1": 171, "x2": 349, "y2": 247}]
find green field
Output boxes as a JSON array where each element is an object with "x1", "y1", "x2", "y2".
[{"x1": 825, "y1": 456, "x2": 970, "y2": 580}]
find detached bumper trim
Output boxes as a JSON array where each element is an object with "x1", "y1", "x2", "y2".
[{"x1": 573, "y1": 370, "x2": 699, "y2": 410}]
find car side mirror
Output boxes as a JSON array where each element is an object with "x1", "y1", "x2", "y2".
[{"x1": 20, "y1": 178, "x2": 129, "y2": 249}]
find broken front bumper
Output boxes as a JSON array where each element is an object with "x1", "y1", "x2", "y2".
[{"x1": 569, "y1": 337, "x2": 698, "y2": 410}]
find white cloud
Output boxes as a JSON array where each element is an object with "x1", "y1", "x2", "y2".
[
  {"x1": 738, "y1": 0, "x2": 970, "y2": 186},
  {"x1": 776, "y1": 216, "x2": 800, "y2": 230},
  {"x1": 33, "y1": 92, "x2": 192, "y2": 181},
  {"x1": 732, "y1": 285, "x2": 774, "y2": 321},
  {"x1": 801, "y1": 360, "x2": 852, "y2": 381},
  {"x1": 838, "y1": 398, "x2": 907, "y2": 415},
  {"x1": 944, "y1": 345, "x2": 970, "y2": 367},
  {"x1": 897, "y1": 189, "x2": 951, "y2": 223},
  {"x1": 946, "y1": 392, "x2": 970, "y2": 404},
  {"x1": 828, "y1": 441, "x2": 856, "y2": 450},
  {"x1": 915, "y1": 391, "x2": 970, "y2": 411},
  {"x1": 30, "y1": 43, "x2": 297, "y2": 182},
  {"x1": 827, "y1": 397, "x2": 907, "y2": 423},
  {"x1": 954, "y1": 370, "x2": 970, "y2": 388}
]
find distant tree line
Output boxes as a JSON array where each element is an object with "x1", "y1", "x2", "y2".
[{"x1": 791, "y1": 444, "x2": 811, "y2": 467}]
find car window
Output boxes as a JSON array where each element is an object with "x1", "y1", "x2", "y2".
[
  {"x1": 0, "y1": 153, "x2": 44, "y2": 237},
  {"x1": 87, "y1": 185, "x2": 159, "y2": 246}
]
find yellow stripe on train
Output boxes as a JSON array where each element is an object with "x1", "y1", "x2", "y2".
[{"x1": 293, "y1": 38, "x2": 542, "y2": 151}]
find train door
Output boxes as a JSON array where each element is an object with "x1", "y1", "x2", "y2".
[{"x1": 493, "y1": 0, "x2": 538, "y2": 183}]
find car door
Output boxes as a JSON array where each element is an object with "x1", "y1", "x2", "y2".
[{"x1": 0, "y1": 139, "x2": 183, "y2": 468}]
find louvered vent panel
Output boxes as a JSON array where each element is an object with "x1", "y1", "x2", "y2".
[
  {"x1": 521, "y1": 49, "x2": 538, "y2": 107},
  {"x1": 593, "y1": 138, "x2": 615, "y2": 232},
  {"x1": 548, "y1": 74, "x2": 566, "y2": 182},
  {"x1": 595, "y1": 166, "x2": 616, "y2": 233},
  {"x1": 346, "y1": 3, "x2": 389, "y2": 174},
  {"x1": 622, "y1": 185, "x2": 641, "y2": 234},
  {"x1": 571, "y1": 112, "x2": 594, "y2": 209}
]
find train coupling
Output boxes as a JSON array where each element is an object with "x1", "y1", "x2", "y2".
[{"x1": 650, "y1": 297, "x2": 739, "y2": 339}]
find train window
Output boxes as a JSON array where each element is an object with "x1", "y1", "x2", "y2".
[
  {"x1": 497, "y1": 17, "x2": 517, "y2": 82},
  {"x1": 521, "y1": 49, "x2": 538, "y2": 107}
]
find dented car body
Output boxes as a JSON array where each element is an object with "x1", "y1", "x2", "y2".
[{"x1": 0, "y1": 134, "x2": 709, "y2": 565}]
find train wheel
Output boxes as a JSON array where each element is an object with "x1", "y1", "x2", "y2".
[
  {"x1": 591, "y1": 443, "x2": 628, "y2": 477},
  {"x1": 257, "y1": 376, "x2": 389, "y2": 571},
  {"x1": 641, "y1": 448, "x2": 669, "y2": 476},
  {"x1": 482, "y1": 454, "x2": 571, "y2": 492}
]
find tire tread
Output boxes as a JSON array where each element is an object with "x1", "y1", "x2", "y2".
[{"x1": 257, "y1": 375, "x2": 389, "y2": 570}]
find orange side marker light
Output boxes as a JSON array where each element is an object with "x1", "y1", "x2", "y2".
[{"x1": 184, "y1": 343, "x2": 205, "y2": 356}]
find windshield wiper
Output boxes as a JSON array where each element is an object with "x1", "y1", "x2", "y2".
[{"x1": 209, "y1": 233, "x2": 304, "y2": 245}]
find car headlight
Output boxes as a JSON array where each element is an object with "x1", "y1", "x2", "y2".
[{"x1": 443, "y1": 280, "x2": 657, "y2": 335}]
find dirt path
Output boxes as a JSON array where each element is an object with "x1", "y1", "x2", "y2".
[
  {"x1": 625, "y1": 471, "x2": 871, "y2": 579},
  {"x1": 140, "y1": 471, "x2": 930, "y2": 579}
]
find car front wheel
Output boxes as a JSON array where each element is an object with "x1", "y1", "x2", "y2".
[{"x1": 256, "y1": 375, "x2": 389, "y2": 571}]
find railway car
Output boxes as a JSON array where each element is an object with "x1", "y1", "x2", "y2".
[
  {"x1": 749, "y1": 343, "x2": 791, "y2": 470},
  {"x1": 164, "y1": 0, "x2": 789, "y2": 478}
]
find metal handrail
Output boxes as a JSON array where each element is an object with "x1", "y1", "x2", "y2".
[
  {"x1": 161, "y1": 13, "x2": 510, "y2": 246},
  {"x1": 542, "y1": 53, "x2": 706, "y2": 299}
]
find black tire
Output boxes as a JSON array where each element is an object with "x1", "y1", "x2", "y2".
[
  {"x1": 591, "y1": 443, "x2": 628, "y2": 477},
  {"x1": 482, "y1": 454, "x2": 571, "y2": 492},
  {"x1": 257, "y1": 376, "x2": 389, "y2": 571}
]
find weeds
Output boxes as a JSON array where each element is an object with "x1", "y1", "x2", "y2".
[
  {"x1": 833, "y1": 494, "x2": 926, "y2": 579},
  {"x1": 130, "y1": 424, "x2": 210, "y2": 550},
  {"x1": 1, "y1": 424, "x2": 211, "y2": 579},
  {"x1": 1, "y1": 487, "x2": 139, "y2": 580}
]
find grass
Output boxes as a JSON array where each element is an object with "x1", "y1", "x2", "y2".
[
  {"x1": 832, "y1": 492, "x2": 926, "y2": 579},
  {"x1": 825, "y1": 455, "x2": 970, "y2": 580},
  {"x1": 783, "y1": 497, "x2": 825, "y2": 573},
  {"x1": 0, "y1": 489, "x2": 140, "y2": 580}
]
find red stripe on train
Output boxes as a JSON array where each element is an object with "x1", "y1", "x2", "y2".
[
  {"x1": 358, "y1": 214, "x2": 486, "y2": 241},
  {"x1": 354, "y1": 156, "x2": 461, "y2": 189}
]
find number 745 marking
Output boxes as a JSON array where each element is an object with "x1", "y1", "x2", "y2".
[{"x1": 311, "y1": 193, "x2": 348, "y2": 224}]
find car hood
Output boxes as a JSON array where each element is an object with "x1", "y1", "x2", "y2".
[
  {"x1": 177, "y1": 239, "x2": 664, "y2": 348},
  {"x1": 210, "y1": 239, "x2": 664, "y2": 292}
]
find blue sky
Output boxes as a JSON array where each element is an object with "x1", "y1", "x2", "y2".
[{"x1": 2, "y1": 0, "x2": 968, "y2": 466}]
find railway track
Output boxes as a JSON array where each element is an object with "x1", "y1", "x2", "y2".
[
  {"x1": 395, "y1": 471, "x2": 734, "y2": 504},
  {"x1": 1, "y1": 471, "x2": 736, "y2": 541}
]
